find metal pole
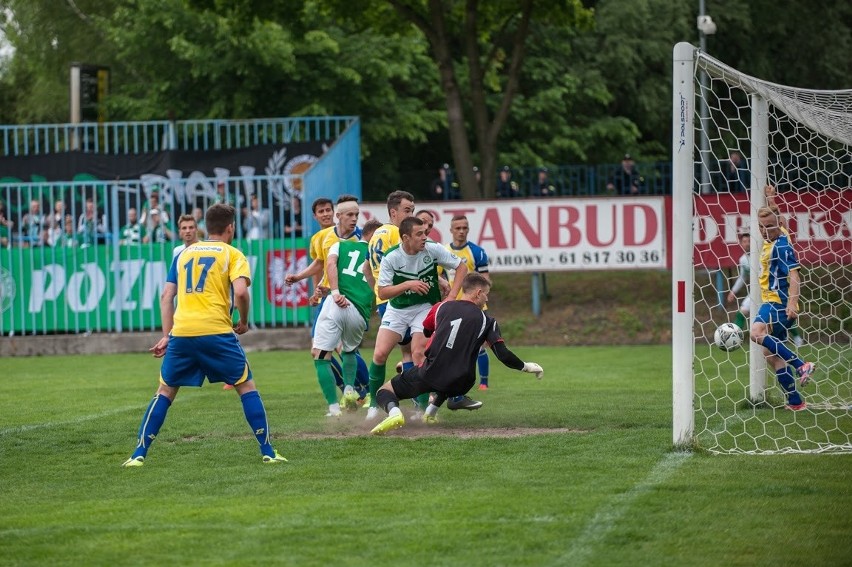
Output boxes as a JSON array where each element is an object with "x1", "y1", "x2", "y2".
[{"x1": 698, "y1": 0, "x2": 711, "y2": 194}]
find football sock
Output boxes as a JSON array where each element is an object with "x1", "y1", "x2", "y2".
[
  {"x1": 329, "y1": 355, "x2": 345, "y2": 391},
  {"x1": 414, "y1": 393, "x2": 430, "y2": 410},
  {"x1": 424, "y1": 404, "x2": 439, "y2": 417},
  {"x1": 341, "y1": 351, "x2": 357, "y2": 388},
  {"x1": 131, "y1": 394, "x2": 172, "y2": 459},
  {"x1": 240, "y1": 390, "x2": 275, "y2": 457},
  {"x1": 368, "y1": 362, "x2": 386, "y2": 408},
  {"x1": 478, "y1": 347, "x2": 490, "y2": 386},
  {"x1": 776, "y1": 367, "x2": 802, "y2": 406},
  {"x1": 314, "y1": 359, "x2": 339, "y2": 404},
  {"x1": 355, "y1": 351, "x2": 370, "y2": 393},
  {"x1": 376, "y1": 388, "x2": 399, "y2": 413},
  {"x1": 402, "y1": 361, "x2": 414, "y2": 372},
  {"x1": 760, "y1": 336, "x2": 803, "y2": 369},
  {"x1": 734, "y1": 311, "x2": 746, "y2": 331}
]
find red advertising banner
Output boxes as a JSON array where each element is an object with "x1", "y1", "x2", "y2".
[{"x1": 689, "y1": 190, "x2": 852, "y2": 269}]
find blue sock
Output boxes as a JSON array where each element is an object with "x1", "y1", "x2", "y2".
[
  {"x1": 240, "y1": 390, "x2": 275, "y2": 458},
  {"x1": 761, "y1": 336, "x2": 803, "y2": 369},
  {"x1": 355, "y1": 353, "x2": 370, "y2": 398},
  {"x1": 477, "y1": 348, "x2": 489, "y2": 386},
  {"x1": 131, "y1": 394, "x2": 172, "y2": 459},
  {"x1": 402, "y1": 361, "x2": 414, "y2": 371},
  {"x1": 776, "y1": 367, "x2": 802, "y2": 405},
  {"x1": 330, "y1": 355, "x2": 345, "y2": 391}
]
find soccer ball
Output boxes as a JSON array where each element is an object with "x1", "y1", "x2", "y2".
[{"x1": 714, "y1": 323, "x2": 744, "y2": 351}]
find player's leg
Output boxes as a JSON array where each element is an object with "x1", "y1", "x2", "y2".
[
  {"x1": 123, "y1": 336, "x2": 199, "y2": 467},
  {"x1": 204, "y1": 334, "x2": 286, "y2": 462},
  {"x1": 368, "y1": 327, "x2": 402, "y2": 419},
  {"x1": 751, "y1": 303, "x2": 815, "y2": 390},
  {"x1": 371, "y1": 367, "x2": 428, "y2": 435},
  {"x1": 123, "y1": 383, "x2": 179, "y2": 467},
  {"x1": 312, "y1": 301, "x2": 347, "y2": 416},
  {"x1": 477, "y1": 347, "x2": 490, "y2": 389},
  {"x1": 338, "y1": 309, "x2": 368, "y2": 411}
]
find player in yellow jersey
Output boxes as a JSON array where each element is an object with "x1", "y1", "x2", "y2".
[
  {"x1": 284, "y1": 197, "x2": 335, "y2": 305},
  {"x1": 121, "y1": 204, "x2": 287, "y2": 466}
]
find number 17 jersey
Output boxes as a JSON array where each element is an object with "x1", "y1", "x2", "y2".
[{"x1": 168, "y1": 241, "x2": 252, "y2": 337}]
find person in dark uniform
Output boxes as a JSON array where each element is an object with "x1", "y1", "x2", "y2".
[{"x1": 370, "y1": 272, "x2": 544, "y2": 434}]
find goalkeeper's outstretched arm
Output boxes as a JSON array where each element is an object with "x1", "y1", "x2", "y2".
[{"x1": 490, "y1": 341, "x2": 544, "y2": 378}]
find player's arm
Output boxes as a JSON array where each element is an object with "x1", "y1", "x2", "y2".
[
  {"x1": 787, "y1": 267, "x2": 800, "y2": 319},
  {"x1": 378, "y1": 279, "x2": 430, "y2": 301},
  {"x1": 445, "y1": 260, "x2": 468, "y2": 300},
  {"x1": 727, "y1": 271, "x2": 745, "y2": 303},
  {"x1": 150, "y1": 282, "x2": 177, "y2": 358},
  {"x1": 326, "y1": 246, "x2": 349, "y2": 308},
  {"x1": 362, "y1": 259, "x2": 376, "y2": 291},
  {"x1": 422, "y1": 302, "x2": 441, "y2": 338},
  {"x1": 485, "y1": 319, "x2": 543, "y2": 378},
  {"x1": 285, "y1": 258, "x2": 323, "y2": 286},
  {"x1": 232, "y1": 276, "x2": 250, "y2": 334}
]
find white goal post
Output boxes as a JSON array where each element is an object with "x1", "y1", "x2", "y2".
[{"x1": 672, "y1": 42, "x2": 852, "y2": 454}]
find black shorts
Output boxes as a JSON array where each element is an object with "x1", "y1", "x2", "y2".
[{"x1": 390, "y1": 366, "x2": 471, "y2": 400}]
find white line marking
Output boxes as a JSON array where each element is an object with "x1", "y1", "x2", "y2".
[{"x1": 560, "y1": 451, "x2": 692, "y2": 565}]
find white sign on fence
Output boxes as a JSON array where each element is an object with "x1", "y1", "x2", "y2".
[{"x1": 357, "y1": 197, "x2": 667, "y2": 272}]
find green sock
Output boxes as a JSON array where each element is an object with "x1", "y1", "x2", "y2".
[
  {"x1": 414, "y1": 392, "x2": 430, "y2": 410},
  {"x1": 341, "y1": 351, "x2": 357, "y2": 388},
  {"x1": 789, "y1": 325, "x2": 801, "y2": 339},
  {"x1": 314, "y1": 359, "x2": 339, "y2": 405},
  {"x1": 368, "y1": 362, "x2": 386, "y2": 408},
  {"x1": 734, "y1": 311, "x2": 746, "y2": 330}
]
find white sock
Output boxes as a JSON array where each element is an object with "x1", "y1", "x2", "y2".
[
  {"x1": 388, "y1": 406, "x2": 402, "y2": 418},
  {"x1": 328, "y1": 403, "x2": 340, "y2": 413},
  {"x1": 425, "y1": 404, "x2": 438, "y2": 417}
]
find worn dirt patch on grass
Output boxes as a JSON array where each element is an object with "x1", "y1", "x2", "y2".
[{"x1": 289, "y1": 424, "x2": 586, "y2": 440}]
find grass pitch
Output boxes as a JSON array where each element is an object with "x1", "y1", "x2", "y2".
[{"x1": 1, "y1": 346, "x2": 850, "y2": 566}]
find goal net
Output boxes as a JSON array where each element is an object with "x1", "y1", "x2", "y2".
[{"x1": 672, "y1": 43, "x2": 852, "y2": 454}]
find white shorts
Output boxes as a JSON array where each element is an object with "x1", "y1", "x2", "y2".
[
  {"x1": 312, "y1": 299, "x2": 368, "y2": 353},
  {"x1": 379, "y1": 302, "x2": 432, "y2": 338}
]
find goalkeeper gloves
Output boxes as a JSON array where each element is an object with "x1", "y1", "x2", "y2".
[{"x1": 522, "y1": 362, "x2": 544, "y2": 380}]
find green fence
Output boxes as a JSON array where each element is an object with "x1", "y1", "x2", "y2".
[{"x1": 0, "y1": 238, "x2": 312, "y2": 335}]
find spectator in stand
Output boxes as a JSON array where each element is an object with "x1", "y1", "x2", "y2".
[
  {"x1": 50, "y1": 201, "x2": 66, "y2": 231},
  {"x1": 718, "y1": 150, "x2": 749, "y2": 193},
  {"x1": 77, "y1": 198, "x2": 106, "y2": 247},
  {"x1": 472, "y1": 166, "x2": 482, "y2": 195},
  {"x1": 140, "y1": 189, "x2": 171, "y2": 233},
  {"x1": 607, "y1": 154, "x2": 644, "y2": 195},
  {"x1": 44, "y1": 216, "x2": 62, "y2": 247},
  {"x1": 284, "y1": 194, "x2": 303, "y2": 238},
  {"x1": 143, "y1": 209, "x2": 174, "y2": 243},
  {"x1": 21, "y1": 199, "x2": 46, "y2": 247},
  {"x1": 243, "y1": 194, "x2": 271, "y2": 241},
  {"x1": 192, "y1": 207, "x2": 207, "y2": 239},
  {"x1": 496, "y1": 166, "x2": 520, "y2": 199},
  {"x1": 120, "y1": 208, "x2": 144, "y2": 245},
  {"x1": 0, "y1": 200, "x2": 13, "y2": 247},
  {"x1": 430, "y1": 164, "x2": 460, "y2": 201},
  {"x1": 55, "y1": 215, "x2": 79, "y2": 248},
  {"x1": 531, "y1": 167, "x2": 556, "y2": 197}
]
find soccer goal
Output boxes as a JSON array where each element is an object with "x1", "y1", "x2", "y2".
[{"x1": 672, "y1": 42, "x2": 852, "y2": 454}]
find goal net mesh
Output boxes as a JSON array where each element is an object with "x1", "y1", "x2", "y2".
[{"x1": 691, "y1": 51, "x2": 852, "y2": 454}]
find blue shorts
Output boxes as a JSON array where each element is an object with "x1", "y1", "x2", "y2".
[
  {"x1": 160, "y1": 334, "x2": 252, "y2": 387},
  {"x1": 754, "y1": 302, "x2": 791, "y2": 342}
]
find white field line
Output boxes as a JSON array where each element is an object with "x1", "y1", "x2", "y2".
[
  {"x1": 0, "y1": 403, "x2": 151, "y2": 437},
  {"x1": 559, "y1": 451, "x2": 692, "y2": 565}
]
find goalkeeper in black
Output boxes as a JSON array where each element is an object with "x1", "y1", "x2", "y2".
[{"x1": 370, "y1": 272, "x2": 544, "y2": 435}]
